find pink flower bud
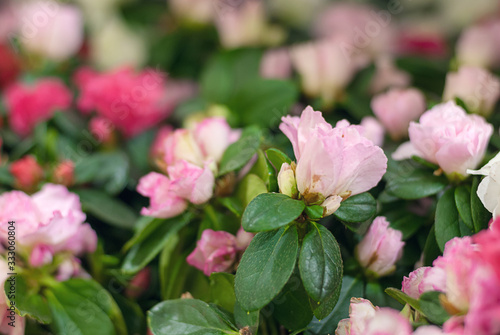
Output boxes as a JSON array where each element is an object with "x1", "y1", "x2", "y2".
[
  {"x1": 126, "y1": 267, "x2": 151, "y2": 299},
  {"x1": 186, "y1": 229, "x2": 237, "y2": 276},
  {"x1": 393, "y1": 101, "x2": 493, "y2": 178},
  {"x1": 235, "y1": 227, "x2": 254, "y2": 251},
  {"x1": 371, "y1": 88, "x2": 426, "y2": 141},
  {"x1": 52, "y1": 160, "x2": 74, "y2": 187},
  {"x1": 443, "y1": 66, "x2": 500, "y2": 117},
  {"x1": 260, "y1": 48, "x2": 292, "y2": 79},
  {"x1": 5, "y1": 78, "x2": 72, "y2": 137},
  {"x1": 89, "y1": 117, "x2": 114, "y2": 145},
  {"x1": 10, "y1": 156, "x2": 44, "y2": 192},
  {"x1": 355, "y1": 217, "x2": 404, "y2": 277},
  {"x1": 29, "y1": 244, "x2": 53, "y2": 267},
  {"x1": 277, "y1": 163, "x2": 298, "y2": 198}
]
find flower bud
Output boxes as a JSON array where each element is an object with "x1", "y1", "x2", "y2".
[
  {"x1": 52, "y1": 160, "x2": 75, "y2": 187},
  {"x1": 277, "y1": 163, "x2": 298, "y2": 198},
  {"x1": 126, "y1": 267, "x2": 151, "y2": 299},
  {"x1": 355, "y1": 217, "x2": 404, "y2": 278},
  {"x1": 29, "y1": 244, "x2": 53, "y2": 267},
  {"x1": 10, "y1": 156, "x2": 44, "y2": 192}
]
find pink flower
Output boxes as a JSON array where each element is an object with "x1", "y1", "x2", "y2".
[
  {"x1": 193, "y1": 117, "x2": 241, "y2": 163},
  {"x1": 75, "y1": 67, "x2": 195, "y2": 137},
  {"x1": 355, "y1": 217, "x2": 404, "y2": 277},
  {"x1": 167, "y1": 160, "x2": 215, "y2": 205},
  {"x1": 360, "y1": 116, "x2": 385, "y2": 147},
  {"x1": 443, "y1": 66, "x2": 500, "y2": 117},
  {"x1": 52, "y1": 160, "x2": 74, "y2": 187},
  {"x1": 89, "y1": 116, "x2": 114, "y2": 144},
  {"x1": 5, "y1": 78, "x2": 72, "y2": 137},
  {"x1": 0, "y1": 184, "x2": 96, "y2": 269},
  {"x1": 290, "y1": 39, "x2": 357, "y2": 106},
  {"x1": 10, "y1": 156, "x2": 44, "y2": 192},
  {"x1": 186, "y1": 229, "x2": 238, "y2": 276},
  {"x1": 370, "y1": 57, "x2": 410, "y2": 94},
  {"x1": 126, "y1": 267, "x2": 151, "y2": 299},
  {"x1": 393, "y1": 101, "x2": 493, "y2": 178},
  {"x1": 371, "y1": 88, "x2": 426, "y2": 141},
  {"x1": 280, "y1": 106, "x2": 387, "y2": 216},
  {"x1": 395, "y1": 30, "x2": 448, "y2": 58},
  {"x1": 456, "y1": 21, "x2": 500, "y2": 68},
  {"x1": 260, "y1": 48, "x2": 292, "y2": 79},
  {"x1": 235, "y1": 227, "x2": 254, "y2": 251},
  {"x1": 18, "y1": 2, "x2": 83, "y2": 61},
  {"x1": 0, "y1": 44, "x2": 20, "y2": 89},
  {"x1": 412, "y1": 326, "x2": 444, "y2": 335},
  {"x1": 402, "y1": 266, "x2": 446, "y2": 299}
]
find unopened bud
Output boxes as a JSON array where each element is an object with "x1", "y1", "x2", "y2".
[{"x1": 277, "y1": 163, "x2": 298, "y2": 198}]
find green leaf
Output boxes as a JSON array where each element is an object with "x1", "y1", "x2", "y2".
[
  {"x1": 455, "y1": 185, "x2": 473, "y2": 231},
  {"x1": 218, "y1": 197, "x2": 243, "y2": 217},
  {"x1": 271, "y1": 270, "x2": 313, "y2": 331},
  {"x1": 266, "y1": 148, "x2": 292, "y2": 172},
  {"x1": 209, "y1": 273, "x2": 236, "y2": 313},
  {"x1": 228, "y1": 79, "x2": 298, "y2": 128},
  {"x1": 219, "y1": 127, "x2": 262, "y2": 176},
  {"x1": 471, "y1": 176, "x2": 490, "y2": 232},
  {"x1": 234, "y1": 301, "x2": 259, "y2": 334},
  {"x1": 74, "y1": 189, "x2": 137, "y2": 229},
  {"x1": 305, "y1": 205, "x2": 324, "y2": 220},
  {"x1": 236, "y1": 174, "x2": 268, "y2": 208},
  {"x1": 384, "y1": 288, "x2": 422, "y2": 313},
  {"x1": 423, "y1": 226, "x2": 442, "y2": 266},
  {"x1": 46, "y1": 279, "x2": 124, "y2": 335},
  {"x1": 306, "y1": 276, "x2": 363, "y2": 334},
  {"x1": 242, "y1": 193, "x2": 305, "y2": 232},
  {"x1": 334, "y1": 193, "x2": 376, "y2": 223},
  {"x1": 299, "y1": 224, "x2": 342, "y2": 311},
  {"x1": 4, "y1": 274, "x2": 51, "y2": 324},
  {"x1": 385, "y1": 161, "x2": 447, "y2": 200},
  {"x1": 148, "y1": 299, "x2": 239, "y2": 335},
  {"x1": 0, "y1": 166, "x2": 14, "y2": 186},
  {"x1": 419, "y1": 291, "x2": 450, "y2": 325},
  {"x1": 435, "y1": 187, "x2": 460, "y2": 252},
  {"x1": 122, "y1": 213, "x2": 192, "y2": 274},
  {"x1": 235, "y1": 226, "x2": 299, "y2": 311},
  {"x1": 249, "y1": 150, "x2": 270, "y2": 185},
  {"x1": 389, "y1": 213, "x2": 426, "y2": 240}
]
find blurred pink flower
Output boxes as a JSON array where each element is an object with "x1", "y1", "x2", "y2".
[
  {"x1": 456, "y1": 21, "x2": 500, "y2": 68},
  {"x1": 356, "y1": 216, "x2": 404, "y2": 277},
  {"x1": 5, "y1": 78, "x2": 72, "y2": 137},
  {"x1": 0, "y1": 184, "x2": 97, "y2": 269},
  {"x1": 10, "y1": 156, "x2": 44, "y2": 192},
  {"x1": 235, "y1": 227, "x2": 254, "y2": 251},
  {"x1": 260, "y1": 48, "x2": 292, "y2": 79},
  {"x1": 126, "y1": 267, "x2": 151, "y2": 299},
  {"x1": 443, "y1": 66, "x2": 500, "y2": 117},
  {"x1": 371, "y1": 88, "x2": 426, "y2": 141},
  {"x1": 393, "y1": 101, "x2": 493, "y2": 178},
  {"x1": 89, "y1": 116, "x2": 114, "y2": 144},
  {"x1": 52, "y1": 160, "x2": 74, "y2": 187},
  {"x1": 360, "y1": 116, "x2": 385, "y2": 147},
  {"x1": 395, "y1": 30, "x2": 448, "y2": 58},
  {"x1": 280, "y1": 106, "x2": 387, "y2": 216},
  {"x1": 370, "y1": 57, "x2": 410, "y2": 94},
  {"x1": 18, "y1": 2, "x2": 83, "y2": 61},
  {"x1": 186, "y1": 229, "x2": 238, "y2": 276},
  {"x1": 75, "y1": 67, "x2": 195, "y2": 137}
]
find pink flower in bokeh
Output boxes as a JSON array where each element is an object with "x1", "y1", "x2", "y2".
[
  {"x1": 52, "y1": 160, "x2": 74, "y2": 187},
  {"x1": 356, "y1": 217, "x2": 404, "y2": 277},
  {"x1": 370, "y1": 57, "x2": 410, "y2": 94},
  {"x1": 279, "y1": 106, "x2": 387, "y2": 216},
  {"x1": 186, "y1": 229, "x2": 238, "y2": 276},
  {"x1": 371, "y1": 88, "x2": 426, "y2": 141},
  {"x1": 360, "y1": 116, "x2": 385, "y2": 147},
  {"x1": 393, "y1": 101, "x2": 493, "y2": 178},
  {"x1": 10, "y1": 156, "x2": 44, "y2": 192},
  {"x1": 5, "y1": 78, "x2": 72, "y2": 137},
  {"x1": 260, "y1": 48, "x2": 292, "y2": 79},
  {"x1": 75, "y1": 67, "x2": 195, "y2": 137},
  {"x1": 456, "y1": 20, "x2": 500, "y2": 69}
]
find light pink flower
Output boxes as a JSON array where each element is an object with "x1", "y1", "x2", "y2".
[
  {"x1": 186, "y1": 229, "x2": 237, "y2": 276},
  {"x1": 402, "y1": 266, "x2": 446, "y2": 299},
  {"x1": 75, "y1": 67, "x2": 195, "y2": 137},
  {"x1": 193, "y1": 117, "x2": 240, "y2": 163},
  {"x1": 356, "y1": 217, "x2": 404, "y2": 277},
  {"x1": 393, "y1": 101, "x2": 493, "y2": 178},
  {"x1": 360, "y1": 116, "x2": 385, "y2": 147},
  {"x1": 280, "y1": 106, "x2": 387, "y2": 216},
  {"x1": 456, "y1": 21, "x2": 500, "y2": 69},
  {"x1": 5, "y1": 78, "x2": 72, "y2": 137},
  {"x1": 235, "y1": 227, "x2": 254, "y2": 251},
  {"x1": 260, "y1": 48, "x2": 292, "y2": 79},
  {"x1": 412, "y1": 326, "x2": 444, "y2": 335},
  {"x1": 167, "y1": 160, "x2": 215, "y2": 205},
  {"x1": 18, "y1": 2, "x2": 83, "y2": 61},
  {"x1": 443, "y1": 66, "x2": 500, "y2": 117},
  {"x1": 0, "y1": 184, "x2": 96, "y2": 269},
  {"x1": 290, "y1": 39, "x2": 357, "y2": 106},
  {"x1": 371, "y1": 88, "x2": 426, "y2": 140}
]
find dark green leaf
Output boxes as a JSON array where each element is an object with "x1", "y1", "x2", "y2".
[
  {"x1": 218, "y1": 197, "x2": 243, "y2": 217},
  {"x1": 423, "y1": 226, "x2": 441, "y2": 266},
  {"x1": 235, "y1": 226, "x2": 299, "y2": 311},
  {"x1": 266, "y1": 148, "x2": 292, "y2": 172},
  {"x1": 419, "y1": 291, "x2": 450, "y2": 325},
  {"x1": 435, "y1": 188, "x2": 460, "y2": 252},
  {"x1": 4, "y1": 275, "x2": 51, "y2": 324},
  {"x1": 384, "y1": 288, "x2": 422, "y2": 313},
  {"x1": 148, "y1": 299, "x2": 239, "y2": 335},
  {"x1": 209, "y1": 273, "x2": 236, "y2": 312},
  {"x1": 471, "y1": 176, "x2": 490, "y2": 232},
  {"x1": 334, "y1": 193, "x2": 377, "y2": 223},
  {"x1": 219, "y1": 127, "x2": 261, "y2": 176},
  {"x1": 455, "y1": 185, "x2": 473, "y2": 231},
  {"x1": 74, "y1": 189, "x2": 137, "y2": 229},
  {"x1": 389, "y1": 214, "x2": 426, "y2": 240},
  {"x1": 242, "y1": 193, "x2": 305, "y2": 232},
  {"x1": 305, "y1": 205, "x2": 324, "y2": 220}
]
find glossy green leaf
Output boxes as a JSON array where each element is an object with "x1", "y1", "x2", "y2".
[
  {"x1": 236, "y1": 174, "x2": 268, "y2": 208},
  {"x1": 219, "y1": 127, "x2": 261, "y2": 176},
  {"x1": 266, "y1": 148, "x2": 292, "y2": 172},
  {"x1": 235, "y1": 226, "x2": 299, "y2": 311},
  {"x1": 384, "y1": 288, "x2": 422, "y2": 313},
  {"x1": 242, "y1": 193, "x2": 305, "y2": 232},
  {"x1": 148, "y1": 299, "x2": 239, "y2": 335},
  {"x1": 209, "y1": 273, "x2": 236, "y2": 313},
  {"x1": 305, "y1": 205, "x2": 324, "y2": 220},
  {"x1": 334, "y1": 193, "x2": 376, "y2": 223},
  {"x1": 435, "y1": 188, "x2": 460, "y2": 252},
  {"x1": 455, "y1": 185, "x2": 473, "y2": 231},
  {"x1": 471, "y1": 176, "x2": 490, "y2": 232},
  {"x1": 419, "y1": 291, "x2": 450, "y2": 325}
]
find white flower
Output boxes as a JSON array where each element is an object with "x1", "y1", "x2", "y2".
[{"x1": 468, "y1": 152, "x2": 500, "y2": 217}]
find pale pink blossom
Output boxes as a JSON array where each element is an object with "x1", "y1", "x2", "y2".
[
  {"x1": 167, "y1": 160, "x2": 215, "y2": 205},
  {"x1": 235, "y1": 227, "x2": 254, "y2": 251},
  {"x1": 193, "y1": 117, "x2": 241, "y2": 163},
  {"x1": 5, "y1": 78, "x2": 72, "y2": 137},
  {"x1": 402, "y1": 266, "x2": 446, "y2": 299},
  {"x1": 393, "y1": 101, "x2": 493, "y2": 179},
  {"x1": 18, "y1": 2, "x2": 83, "y2": 61},
  {"x1": 371, "y1": 88, "x2": 426, "y2": 141},
  {"x1": 412, "y1": 326, "x2": 444, "y2": 335},
  {"x1": 260, "y1": 48, "x2": 292, "y2": 79},
  {"x1": 456, "y1": 21, "x2": 500, "y2": 69},
  {"x1": 360, "y1": 116, "x2": 385, "y2": 147},
  {"x1": 443, "y1": 66, "x2": 500, "y2": 117},
  {"x1": 186, "y1": 229, "x2": 238, "y2": 276},
  {"x1": 356, "y1": 217, "x2": 404, "y2": 277},
  {"x1": 280, "y1": 106, "x2": 387, "y2": 216}
]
